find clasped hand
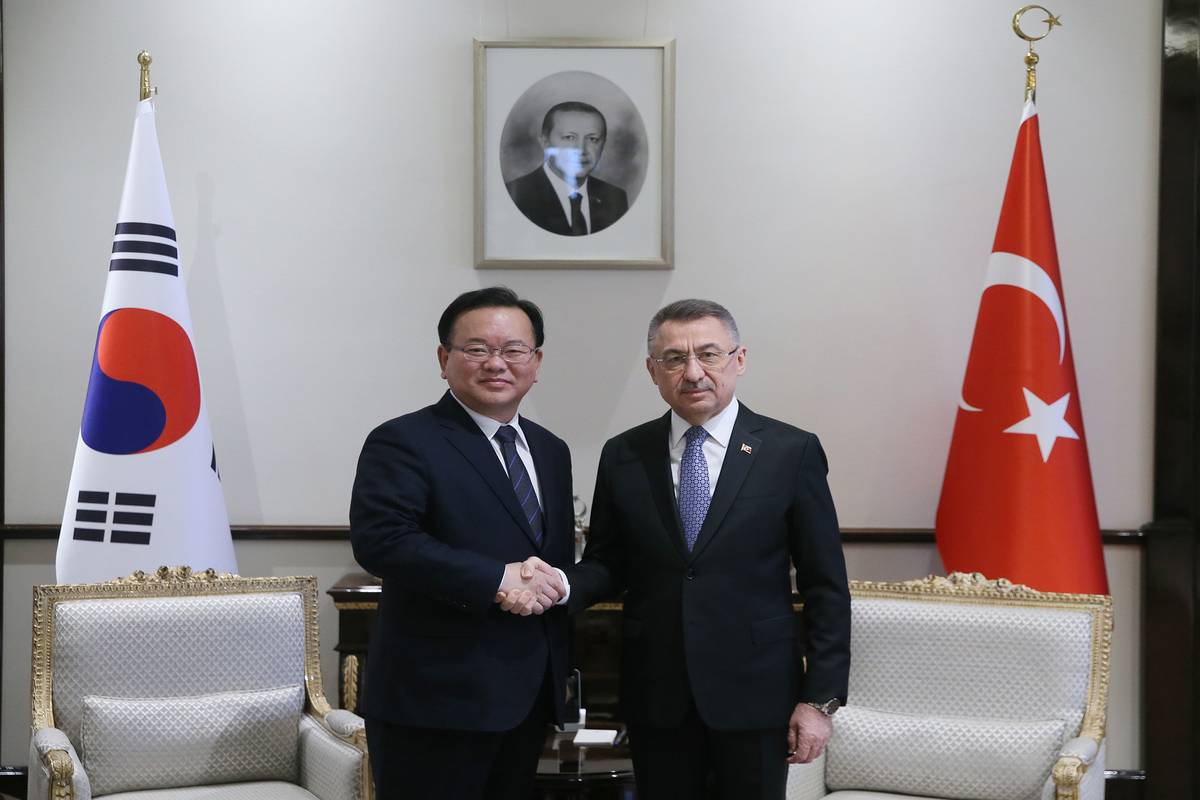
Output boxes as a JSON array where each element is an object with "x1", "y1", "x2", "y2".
[{"x1": 494, "y1": 556, "x2": 563, "y2": 616}]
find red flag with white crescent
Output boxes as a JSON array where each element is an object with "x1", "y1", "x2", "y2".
[{"x1": 935, "y1": 100, "x2": 1108, "y2": 594}]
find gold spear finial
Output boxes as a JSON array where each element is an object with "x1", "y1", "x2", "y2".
[
  {"x1": 1012, "y1": 5, "x2": 1061, "y2": 102},
  {"x1": 137, "y1": 50, "x2": 153, "y2": 101}
]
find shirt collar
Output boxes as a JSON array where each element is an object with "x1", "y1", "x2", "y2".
[
  {"x1": 449, "y1": 391, "x2": 529, "y2": 448},
  {"x1": 543, "y1": 161, "x2": 589, "y2": 205},
  {"x1": 670, "y1": 396, "x2": 740, "y2": 449}
]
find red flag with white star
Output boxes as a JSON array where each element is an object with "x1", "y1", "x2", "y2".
[{"x1": 935, "y1": 100, "x2": 1108, "y2": 594}]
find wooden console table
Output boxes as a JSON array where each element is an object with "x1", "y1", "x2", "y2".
[{"x1": 327, "y1": 573, "x2": 625, "y2": 722}]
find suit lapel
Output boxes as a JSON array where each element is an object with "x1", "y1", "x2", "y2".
[
  {"x1": 434, "y1": 393, "x2": 540, "y2": 548},
  {"x1": 525, "y1": 424, "x2": 557, "y2": 553},
  {"x1": 689, "y1": 405, "x2": 764, "y2": 561},
  {"x1": 633, "y1": 412, "x2": 690, "y2": 560}
]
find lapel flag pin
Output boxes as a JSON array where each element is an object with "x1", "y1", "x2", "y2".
[{"x1": 740, "y1": 443, "x2": 753, "y2": 454}]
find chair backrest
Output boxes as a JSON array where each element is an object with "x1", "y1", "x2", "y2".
[
  {"x1": 846, "y1": 573, "x2": 1111, "y2": 741},
  {"x1": 31, "y1": 568, "x2": 329, "y2": 752}
]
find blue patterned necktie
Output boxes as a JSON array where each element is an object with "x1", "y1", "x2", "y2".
[
  {"x1": 679, "y1": 425, "x2": 710, "y2": 551},
  {"x1": 495, "y1": 425, "x2": 543, "y2": 545}
]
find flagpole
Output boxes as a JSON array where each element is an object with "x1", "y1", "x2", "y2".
[
  {"x1": 1011, "y1": 5, "x2": 1062, "y2": 102},
  {"x1": 138, "y1": 50, "x2": 153, "y2": 101}
]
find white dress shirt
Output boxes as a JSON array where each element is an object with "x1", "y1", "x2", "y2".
[
  {"x1": 543, "y1": 162, "x2": 592, "y2": 232},
  {"x1": 449, "y1": 392, "x2": 542, "y2": 507},
  {"x1": 669, "y1": 397, "x2": 741, "y2": 501},
  {"x1": 449, "y1": 392, "x2": 568, "y2": 599}
]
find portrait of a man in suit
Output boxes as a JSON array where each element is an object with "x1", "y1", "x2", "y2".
[
  {"x1": 349, "y1": 286, "x2": 572, "y2": 800},
  {"x1": 504, "y1": 101, "x2": 630, "y2": 236},
  {"x1": 523, "y1": 298, "x2": 851, "y2": 800}
]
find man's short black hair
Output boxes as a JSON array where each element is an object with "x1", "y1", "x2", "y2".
[
  {"x1": 540, "y1": 101, "x2": 607, "y2": 140},
  {"x1": 438, "y1": 286, "x2": 545, "y2": 348}
]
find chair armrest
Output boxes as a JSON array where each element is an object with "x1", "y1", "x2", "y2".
[
  {"x1": 298, "y1": 712, "x2": 370, "y2": 800},
  {"x1": 1052, "y1": 735, "x2": 1103, "y2": 800},
  {"x1": 325, "y1": 709, "x2": 366, "y2": 738},
  {"x1": 1059, "y1": 736, "x2": 1100, "y2": 765},
  {"x1": 785, "y1": 751, "x2": 827, "y2": 800},
  {"x1": 28, "y1": 727, "x2": 91, "y2": 800}
]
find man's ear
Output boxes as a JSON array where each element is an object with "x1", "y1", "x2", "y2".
[{"x1": 437, "y1": 344, "x2": 449, "y2": 379}]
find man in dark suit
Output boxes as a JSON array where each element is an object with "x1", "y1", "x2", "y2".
[
  {"x1": 505, "y1": 101, "x2": 629, "y2": 236},
  {"x1": 350, "y1": 286, "x2": 573, "y2": 800},
  {"x1": 528, "y1": 299, "x2": 850, "y2": 799}
]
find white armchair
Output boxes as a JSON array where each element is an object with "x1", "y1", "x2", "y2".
[
  {"x1": 28, "y1": 567, "x2": 371, "y2": 800},
  {"x1": 788, "y1": 573, "x2": 1112, "y2": 800}
]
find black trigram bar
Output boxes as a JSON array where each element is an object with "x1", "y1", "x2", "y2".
[
  {"x1": 109, "y1": 259, "x2": 179, "y2": 277},
  {"x1": 115, "y1": 492, "x2": 156, "y2": 507},
  {"x1": 112, "y1": 240, "x2": 178, "y2": 259},
  {"x1": 75, "y1": 509, "x2": 106, "y2": 523},
  {"x1": 78, "y1": 490, "x2": 109, "y2": 504},
  {"x1": 115, "y1": 222, "x2": 176, "y2": 240},
  {"x1": 73, "y1": 529, "x2": 104, "y2": 542},
  {"x1": 113, "y1": 511, "x2": 153, "y2": 526},
  {"x1": 111, "y1": 530, "x2": 151, "y2": 545}
]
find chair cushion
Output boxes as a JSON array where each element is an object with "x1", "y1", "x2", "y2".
[
  {"x1": 100, "y1": 780, "x2": 319, "y2": 799},
  {"x1": 826, "y1": 705, "x2": 1066, "y2": 800},
  {"x1": 53, "y1": 593, "x2": 307, "y2": 749},
  {"x1": 81, "y1": 686, "x2": 304, "y2": 796}
]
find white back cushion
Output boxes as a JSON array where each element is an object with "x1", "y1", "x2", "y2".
[
  {"x1": 52, "y1": 592, "x2": 306, "y2": 749},
  {"x1": 848, "y1": 597, "x2": 1094, "y2": 735}
]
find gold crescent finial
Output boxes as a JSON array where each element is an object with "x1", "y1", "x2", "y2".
[
  {"x1": 1012, "y1": 6, "x2": 1061, "y2": 102},
  {"x1": 137, "y1": 50, "x2": 152, "y2": 101}
]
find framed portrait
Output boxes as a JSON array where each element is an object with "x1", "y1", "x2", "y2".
[{"x1": 474, "y1": 38, "x2": 675, "y2": 269}]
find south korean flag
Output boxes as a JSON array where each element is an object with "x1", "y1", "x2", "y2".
[{"x1": 57, "y1": 98, "x2": 236, "y2": 584}]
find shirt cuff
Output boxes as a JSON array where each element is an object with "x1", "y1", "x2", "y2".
[{"x1": 554, "y1": 568, "x2": 571, "y2": 605}]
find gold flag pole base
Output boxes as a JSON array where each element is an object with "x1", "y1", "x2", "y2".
[{"x1": 1012, "y1": 5, "x2": 1062, "y2": 103}]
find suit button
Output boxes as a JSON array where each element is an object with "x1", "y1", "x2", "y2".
[{"x1": 686, "y1": 570, "x2": 696, "y2": 580}]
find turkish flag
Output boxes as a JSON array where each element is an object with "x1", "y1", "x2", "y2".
[{"x1": 935, "y1": 101, "x2": 1108, "y2": 594}]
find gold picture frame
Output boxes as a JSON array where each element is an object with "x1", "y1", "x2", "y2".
[{"x1": 474, "y1": 38, "x2": 675, "y2": 269}]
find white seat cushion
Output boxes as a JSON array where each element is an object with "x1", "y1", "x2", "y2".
[
  {"x1": 826, "y1": 706, "x2": 1065, "y2": 800},
  {"x1": 826, "y1": 793, "x2": 945, "y2": 800},
  {"x1": 81, "y1": 686, "x2": 304, "y2": 796},
  {"x1": 100, "y1": 781, "x2": 319, "y2": 800}
]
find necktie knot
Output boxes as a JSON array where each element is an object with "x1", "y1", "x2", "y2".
[
  {"x1": 685, "y1": 426, "x2": 707, "y2": 446},
  {"x1": 494, "y1": 425, "x2": 517, "y2": 445}
]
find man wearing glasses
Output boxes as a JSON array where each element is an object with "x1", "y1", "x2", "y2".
[
  {"x1": 350, "y1": 286, "x2": 573, "y2": 800},
  {"x1": 554, "y1": 298, "x2": 851, "y2": 799}
]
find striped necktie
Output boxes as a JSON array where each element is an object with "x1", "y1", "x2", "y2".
[{"x1": 495, "y1": 425, "x2": 543, "y2": 545}]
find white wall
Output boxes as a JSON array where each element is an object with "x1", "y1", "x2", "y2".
[
  {"x1": 3, "y1": 0, "x2": 1158, "y2": 528},
  {"x1": 2, "y1": 0, "x2": 1159, "y2": 772}
]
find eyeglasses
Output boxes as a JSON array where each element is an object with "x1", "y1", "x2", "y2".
[
  {"x1": 650, "y1": 348, "x2": 738, "y2": 373},
  {"x1": 448, "y1": 343, "x2": 539, "y2": 364}
]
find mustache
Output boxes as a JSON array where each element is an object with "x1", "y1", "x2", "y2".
[{"x1": 680, "y1": 379, "x2": 714, "y2": 391}]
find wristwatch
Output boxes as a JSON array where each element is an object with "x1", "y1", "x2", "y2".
[{"x1": 804, "y1": 698, "x2": 841, "y2": 717}]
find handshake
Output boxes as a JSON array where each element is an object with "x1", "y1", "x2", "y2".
[{"x1": 494, "y1": 556, "x2": 564, "y2": 616}]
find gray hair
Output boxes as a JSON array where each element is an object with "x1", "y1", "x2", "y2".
[{"x1": 646, "y1": 299, "x2": 740, "y2": 353}]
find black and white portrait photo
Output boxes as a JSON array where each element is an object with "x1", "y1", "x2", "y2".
[
  {"x1": 476, "y1": 40, "x2": 674, "y2": 268},
  {"x1": 500, "y1": 72, "x2": 648, "y2": 237}
]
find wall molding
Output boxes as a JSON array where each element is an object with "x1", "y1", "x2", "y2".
[{"x1": 0, "y1": 524, "x2": 1145, "y2": 545}]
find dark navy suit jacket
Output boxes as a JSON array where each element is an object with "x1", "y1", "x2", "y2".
[
  {"x1": 567, "y1": 404, "x2": 851, "y2": 730},
  {"x1": 350, "y1": 391, "x2": 573, "y2": 731},
  {"x1": 505, "y1": 166, "x2": 629, "y2": 236}
]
